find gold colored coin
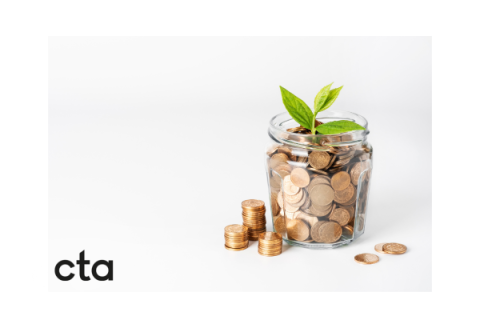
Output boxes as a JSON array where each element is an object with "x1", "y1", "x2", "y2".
[
  {"x1": 383, "y1": 243, "x2": 407, "y2": 254},
  {"x1": 225, "y1": 224, "x2": 248, "y2": 234},
  {"x1": 329, "y1": 208, "x2": 350, "y2": 226},
  {"x1": 308, "y1": 151, "x2": 331, "y2": 169},
  {"x1": 331, "y1": 172, "x2": 351, "y2": 191},
  {"x1": 310, "y1": 184, "x2": 334, "y2": 206},
  {"x1": 286, "y1": 219, "x2": 310, "y2": 241},
  {"x1": 241, "y1": 199, "x2": 265, "y2": 210},
  {"x1": 354, "y1": 253, "x2": 379, "y2": 265},
  {"x1": 374, "y1": 243, "x2": 387, "y2": 254},
  {"x1": 225, "y1": 244, "x2": 249, "y2": 251},
  {"x1": 290, "y1": 168, "x2": 310, "y2": 188},
  {"x1": 283, "y1": 175, "x2": 300, "y2": 196}
]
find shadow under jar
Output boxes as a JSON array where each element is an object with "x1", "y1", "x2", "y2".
[{"x1": 266, "y1": 111, "x2": 373, "y2": 249}]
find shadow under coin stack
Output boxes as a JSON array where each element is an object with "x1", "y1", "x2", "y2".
[
  {"x1": 258, "y1": 232, "x2": 283, "y2": 257},
  {"x1": 241, "y1": 199, "x2": 266, "y2": 240},
  {"x1": 224, "y1": 224, "x2": 249, "y2": 251}
]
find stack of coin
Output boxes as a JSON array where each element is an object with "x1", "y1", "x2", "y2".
[
  {"x1": 224, "y1": 224, "x2": 249, "y2": 251},
  {"x1": 374, "y1": 242, "x2": 407, "y2": 255},
  {"x1": 258, "y1": 232, "x2": 283, "y2": 257},
  {"x1": 267, "y1": 140, "x2": 372, "y2": 245},
  {"x1": 241, "y1": 199, "x2": 267, "y2": 240}
]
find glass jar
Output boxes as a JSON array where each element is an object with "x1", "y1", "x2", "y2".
[{"x1": 265, "y1": 110, "x2": 373, "y2": 249}]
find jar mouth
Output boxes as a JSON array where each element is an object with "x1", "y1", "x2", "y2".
[{"x1": 268, "y1": 110, "x2": 369, "y2": 148}]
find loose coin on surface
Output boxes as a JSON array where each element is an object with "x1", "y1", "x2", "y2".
[
  {"x1": 383, "y1": 243, "x2": 407, "y2": 254},
  {"x1": 308, "y1": 151, "x2": 331, "y2": 169},
  {"x1": 374, "y1": 243, "x2": 388, "y2": 254},
  {"x1": 290, "y1": 168, "x2": 310, "y2": 188},
  {"x1": 354, "y1": 253, "x2": 379, "y2": 265},
  {"x1": 331, "y1": 172, "x2": 351, "y2": 191}
]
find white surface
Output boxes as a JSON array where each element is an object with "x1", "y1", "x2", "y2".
[{"x1": 49, "y1": 37, "x2": 431, "y2": 291}]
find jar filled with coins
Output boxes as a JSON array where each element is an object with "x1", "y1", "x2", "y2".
[{"x1": 266, "y1": 110, "x2": 373, "y2": 249}]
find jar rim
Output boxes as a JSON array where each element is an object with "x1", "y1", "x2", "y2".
[{"x1": 268, "y1": 110, "x2": 370, "y2": 148}]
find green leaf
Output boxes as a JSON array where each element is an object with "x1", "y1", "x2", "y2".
[
  {"x1": 315, "y1": 120, "x2": 365, "y2": 135},
  {"x1": 314, "y1": 83, "x2": 333, "y2": 114},
  {"x1": 319, "y1": 86, "x2": 343, "y2": 112},
  {"x1": 279, "y1": 86, "x2": 313, "y2": 129}
]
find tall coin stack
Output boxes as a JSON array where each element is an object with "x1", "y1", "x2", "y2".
[
  {"x1": 258, "y1": 232, "x2": 283, "y2": 257},
  {"x1": 224, "y1": 224, "x2": 249, "y2": 251},
  {"x1": 241, "y1": 199, "x2": 267, "y2": 241}
]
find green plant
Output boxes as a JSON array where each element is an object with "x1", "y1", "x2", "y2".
[{"x1": 279, "y1": 83, "x2": 366, "y2": 135}]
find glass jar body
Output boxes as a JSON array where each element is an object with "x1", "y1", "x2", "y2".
[{"x1": 265, "y1": 111, "x2": 373, "y2": 249}]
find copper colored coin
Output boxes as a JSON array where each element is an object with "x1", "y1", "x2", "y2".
[
  {"x1": 350, "y1": 162, "x2": 365, "y2": 186},
  {"x1": 311, "y1": 221, "x2": 342, "y2": 243},
  {"x1": 225, "y1": 243, "x2": 249, "y2": 251},
  {"x1": 374, "y1": 243, "x2": 388, "y2": 254},
  {"x1": 274, "y1": 216, "x2": 286, "y2": 234},
  {"x1": 290, "y1": 168, "x2": 310, "y2": 188},
  {"x1": 224, "y1": 224, "x2": 248, "y2": 235},
  {"x1": 331, "y1": 172, "x2": 351, "y2": 191},
  {"x1": 284, "y1": 188, "x2": 304, "y2": 204},
  {"x1": 310, "y1": 184, "x2": 334, "y2": 206},
  {"x1": 308, "y1": 151, "x2": 331, "y2": 169},
  {"x1": 334, "y1": 183, "x2": 355, "y2": 204},
  {"x1": 283, "y1": 175, "x2": 300, "y2": 196},
  {"x1": 342, "y1": 225, "x2": 353, "y2": 236},
  {"x1": 286, "y1": 219, "x2": 310, "y2": 241},
  {"x1": 241, "y1": 199, "x2": 265, "y2": 210},
  {"x1": 383, "y1": 243, "x2": 407, "y2": 254},
  {"x1": 270, "y1": 153, "x2": 289, "y2": 167},
  {"x1": 329, "y1": 208, "x2": 350, "y2": 226},
  {"x1": 354, "y1": 253, "x2": 379, "y2": 265}
]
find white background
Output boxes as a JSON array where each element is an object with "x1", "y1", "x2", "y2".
[{"x1": 49, "y1": 37, "x2": 431, "y2": 291}]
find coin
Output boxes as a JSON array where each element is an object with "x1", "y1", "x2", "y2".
[
  {"x1": 283, "y1": 175, "x2": 300, "y2": 196},
  {"x1": 308, "y1": 151, "x2": 331, "y2": 169},
  {"x1": 311, "y1": 221, "x2": 342, "y2": 243},
  {"x1": 350, "y1": 162, "x2": 366, "y2": 186},
  {"x1": 286, "y1": 219, "x2": 310, "y2": 241},
  {"x1": 374, "y1": 243, "x2": 388, "y2": 254},
  {"x1": 329, "y1": 208, "x2": 350, "y2": 226},
  {"x1": 225, "y1": 244, "x2": 249, "y2": 251},
  {"x1": 274, "y1": 216, "x2": 286, "y2": 233},
  {"x1": 294, "y1": 211, "x2": 319, "y2": 227},
  {"x1": 290, "y1": 168, "x2": 310, "y2": 188},
  {"x1": 225, "y1": 224, "x2": 248, "y2": 235},
  {"x1": 342, "y1": 225, "x2": 353, "y2": 236},
  {"x1": 334, "y1": 183, "x2": 355, "y2": 204},
  {"x1": 270, "y1": 153, "x2": 289, "y2": 168},
  {"x1": 310, "y1": 184, "x2": 334, "y2": 206},
  {"x1": 354, "y1": 253, "x2": 379, "y2": 265},
  {"x1": 241, "y1": 199, "x2": 265, "y2": 211},
  {"x1": 383, "y1": 243, "x2": 407, "y2": 254},
  {"x1": 284, "y1": 188, "x2": 304, "y2": 204},
  {"x1": 331, "y1": 172, "x2": 351, "y2": 191}
]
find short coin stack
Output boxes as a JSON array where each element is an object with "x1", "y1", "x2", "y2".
[
  {"x1": 224, "y1": 224, "x2": 249, "y2": 251},
  {"x1": 241, "y1": 199, "x2": 267, "y2": 240},
  {"x1": 258, "y1": 232, "x2": 283, "y2": 257}
]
